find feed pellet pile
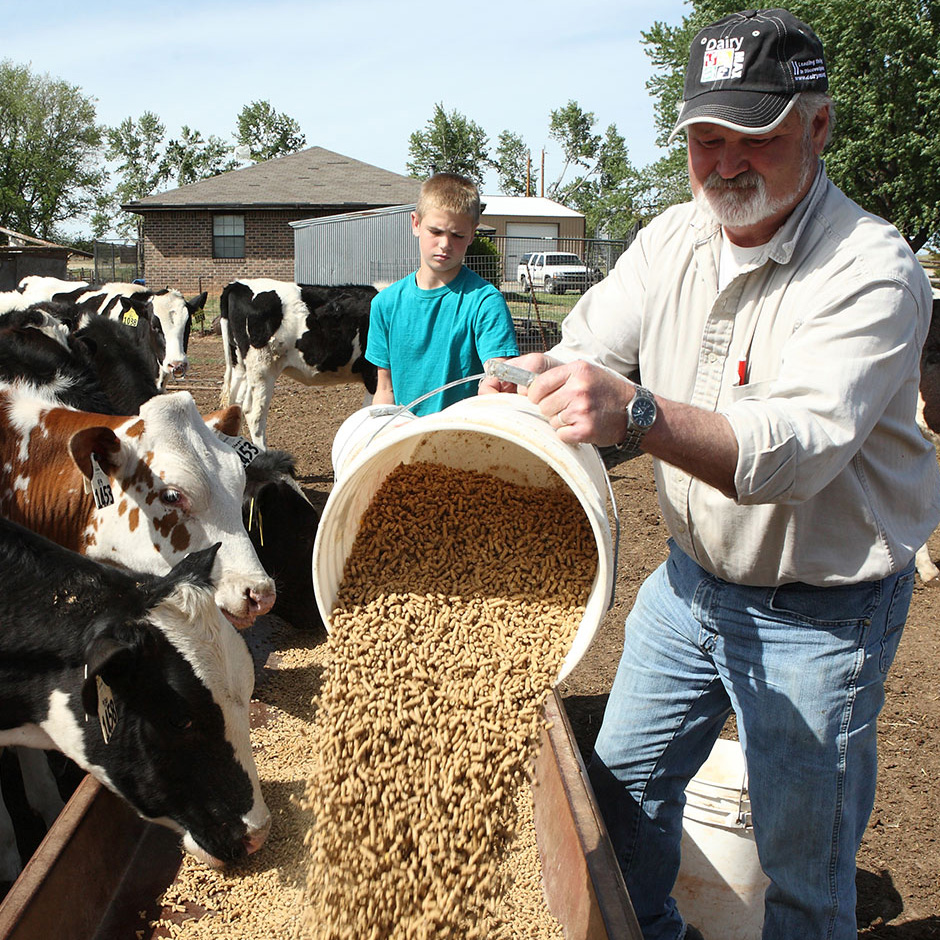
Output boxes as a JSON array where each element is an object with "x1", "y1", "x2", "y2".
[
  {"x1": 149, "y1": 632, "x2": 323, "y2": 939},
  {"x1": 303, "y1": 461, "x2": 597, "y2": 939}
]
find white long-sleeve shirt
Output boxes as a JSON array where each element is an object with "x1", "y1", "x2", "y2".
[{"x1": 553, "y1": 165, "x2": 940, "y2": 586}]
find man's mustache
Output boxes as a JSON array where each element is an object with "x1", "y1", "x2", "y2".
[{"x1": 703, "y1": 171, "x2": 762, "y2": 192}]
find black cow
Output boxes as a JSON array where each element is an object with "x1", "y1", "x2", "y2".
[
  {"x1": 219, "y1": 278, "x2": 378, "y2": 447},
  {"x1": 0, "y1": 518, "x2": 271, "y2": 870},
  {"x1": 243, "y1": 449, "x2": 322, "y2": 632}
]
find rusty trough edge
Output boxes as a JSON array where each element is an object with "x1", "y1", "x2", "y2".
[
  {"x1": 0, "y1": 648, "x2": 640, "y2": 938},
  {"x1": 534, "y1": 689, "x2": 643, "y2": 940},
  {"x1": 0, "y1": 774, "x2": 182, "y2": 940}
]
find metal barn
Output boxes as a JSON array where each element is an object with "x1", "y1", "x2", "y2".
[{"x1": 291, "y1": 204, "x2": 418, "y2": 287}]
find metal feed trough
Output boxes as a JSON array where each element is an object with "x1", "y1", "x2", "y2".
[{"x1": 0, "y1": 624, "x2": 641, "y2": 940}]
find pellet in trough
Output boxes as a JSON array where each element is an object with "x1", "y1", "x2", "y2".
[{"x1": 303, "y1": 461, "x2": 596, "y2": 939}]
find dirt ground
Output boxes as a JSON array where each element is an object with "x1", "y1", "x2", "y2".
[{"x1": 184, "y1": 332, "x2": 938, "y2": 938}]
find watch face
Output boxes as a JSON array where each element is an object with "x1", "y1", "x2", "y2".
[{"x1": 631, "y1": 395, "x2": 657, "y2": 429}]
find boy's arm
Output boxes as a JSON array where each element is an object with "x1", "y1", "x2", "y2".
[{"x1": 373, "y1": 367, "x2": 395, "y2": 405}]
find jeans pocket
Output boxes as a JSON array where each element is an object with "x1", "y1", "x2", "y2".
[
  {"x1": 879, "y1": 569, "x2": 914, "y2": 674},
  {"x1": 765, "y1": 579, "x2": 880, "y2": 629}
]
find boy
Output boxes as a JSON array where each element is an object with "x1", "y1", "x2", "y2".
[{"x1": 366, "y1": 172, "x2": 518, "y2": 416}]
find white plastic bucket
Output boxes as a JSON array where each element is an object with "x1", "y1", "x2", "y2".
[
  {"x1": 330, "y1": 404, "x2": 417, "y2": 478},
  {"x1": 313, "y1": 393, "x2": 617, "y2": 682},
  {"x1": 673, "y1": 738, "x2": 770, "y2": 940}
]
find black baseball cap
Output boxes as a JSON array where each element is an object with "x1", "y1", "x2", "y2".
[{"x1": 669, "y1": 8, "x2": 828, "y2": 142}]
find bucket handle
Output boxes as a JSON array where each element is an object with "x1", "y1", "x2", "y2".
[{"x1": 364, "y1": 373, "x2": 621, "y2": 612}]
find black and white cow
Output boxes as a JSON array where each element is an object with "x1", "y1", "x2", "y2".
[
  {"x1": 243, "y1": 449, "x2": 322, "y2": 632},
  {"x1": 17, "y1": 278, "x2": 206, "y2": 389},
  {"x1": 219, "y1": 279, "x2": 378, "y2": 448},
  {"x1": 0, "y1": 305, "x2": 162, "y2": 415},
  {"x1": 0, "y1": 518, "x2": 271, "y2": 870}
]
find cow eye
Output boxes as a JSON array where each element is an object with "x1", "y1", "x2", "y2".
[
  {"x1": 168, "y1": 714, "x2": 193, "y2": 731},
  {"x1": 160, "y1": 488, "x2": 190, "y2": 512}
]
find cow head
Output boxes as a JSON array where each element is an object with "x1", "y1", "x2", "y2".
[
  {"x1": 149, "y1": 289, "x2": 208, "y2": 386},
  {"x1": 77, "y1": 543, "x2": 270, "y2": 865},
  {"x1": 243, "y1": 449, "x2": 323, "y2": 632},
  {"x1": 116, "y1": 295, "x2": 168, "y2": 383},
  {"x1": 66, "y1": 392, "x2": 276, "y2": 627}
]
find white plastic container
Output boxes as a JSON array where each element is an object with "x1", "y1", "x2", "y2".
[
  {"x1": 330, "y1": 404, "x2": 417, "y2": 478},
  {"x1": 673, "y1": 738, "x2": 770, "y2": 940},
  {"x1": 313, "y1": 393, "x2": 617, "y2": 682}
]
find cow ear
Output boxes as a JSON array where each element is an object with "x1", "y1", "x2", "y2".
[
  {"x1": 124, "y1": 295, "x2": 150, "y2": 315},
  {"x1": 204, "y1": 405, "x2": 243, "y2": 437},
  {"x1": 188, "y1": 292, "x2": 208, "y2": 312},
  {"x1": 81, "y1": 635, "x2": 134, "y2": 715},
  {"x1": 165, "y1": 542, "x2": 221, "y2": 592},
  {"x1": 69, "y1": 426, "x2": 123, "y2": 479}
]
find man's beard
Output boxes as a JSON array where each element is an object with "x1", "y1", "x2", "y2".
[{"x1": 694, "y1": 150, "x2": 816, "y2": 229}]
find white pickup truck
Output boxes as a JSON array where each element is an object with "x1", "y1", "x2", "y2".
[{"x1": 517, "y1": 251, "x2": 601, "y2": 294}]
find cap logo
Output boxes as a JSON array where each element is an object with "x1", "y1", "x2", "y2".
[
  {"x1": 702, "y1": 36, "x2": 745, "y2": 82},
  {"x1": 792, "y1": 57, "x2": 827, "y2": 82}
]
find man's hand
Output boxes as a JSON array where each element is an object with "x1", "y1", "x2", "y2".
[
  {"x1": 527, "y1": 360, "x2": 633, "y2": 446},
  {"x1": 480, "y1": 355, "x2": 633, "y2": 447},
  {"x1": 478, "y1": 353, "x2": 561, "y2": 395}
]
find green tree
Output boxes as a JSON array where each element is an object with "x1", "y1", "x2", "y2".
[
  {"x1": 494, "y1": 130, "x2": 537, "y2": 196},
  {"x1": 545, "y1": 100, "x2": 602, "y2": 200},
  {"x1": 406, "y1": 103, "x2": 492, "y2": 185},
  {"x1": 97, "y1": 111, "x2": 170, "y2": 238},
  {"x1": 162, "y1": 126, "x2": 237, "y2": 187},
  {"x1": 566, "y1": 125, "x2": 644, "y2": 239},
  {"x1": 235, "y1": 100, "x2": 306, "y2": 162},
  {"x1": 0, "y1": 60, "x2": 105, "y2": 240},
  {"x1": 641, "y1": 0, "x2": 940, "y2": 250}
]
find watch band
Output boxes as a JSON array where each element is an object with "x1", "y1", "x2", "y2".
[{"x1": 615, "y1": 384, "x2": 656, "y2": 456}]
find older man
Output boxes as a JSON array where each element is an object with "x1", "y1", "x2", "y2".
[{"x1": 482, "y1": 9, "x2": 938, "y2": 940}]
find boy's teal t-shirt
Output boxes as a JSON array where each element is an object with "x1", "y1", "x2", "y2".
[{"x1": 366, "y1": 265, "x2": 519, "y2": 415}]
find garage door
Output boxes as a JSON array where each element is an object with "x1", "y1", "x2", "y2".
[{"x1": 505, "y1": 223, "x2": 559, "y2": 280}]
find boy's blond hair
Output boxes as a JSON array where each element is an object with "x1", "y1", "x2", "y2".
[{"x1": 415, "y1": 173, "x2": 481, "y2": 225}]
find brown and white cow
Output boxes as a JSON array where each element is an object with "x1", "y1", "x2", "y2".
[
  {"x1": 0, "y1": 382, "x2": 275, "y2": 627},
  {"x1": 218, "y1": 278, "x2": 378, "y2": 448}
]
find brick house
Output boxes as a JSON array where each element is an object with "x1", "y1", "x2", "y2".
[{"x1": 123, "y1": 147, "x2": 422, "y2": 296}]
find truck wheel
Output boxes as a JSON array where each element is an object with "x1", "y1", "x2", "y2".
[
  {"x1": 520, "y1": 275, "x2": 528, "y2": 291},
  {"x1": 543, "y1": 276, "x2": 554, "y2": 294}
]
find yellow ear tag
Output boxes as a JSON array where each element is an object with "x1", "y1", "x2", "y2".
[
  {"x1": 122, "y1": 310, "x2": 139, "y2": 328},
  {"x1": 96, "y1": 676, "x2": 118, "y2": 744}
]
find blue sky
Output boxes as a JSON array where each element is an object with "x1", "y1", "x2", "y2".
[{"x1": 7, "y1": 0, "x2": 689, "y2": 204}]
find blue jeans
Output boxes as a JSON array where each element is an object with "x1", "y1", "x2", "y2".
[{"x1": 587, "y1": 541, "x2": 913, "y2": 940}]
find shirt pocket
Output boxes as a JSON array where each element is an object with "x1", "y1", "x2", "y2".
[{"x1": 728, "y1": 378, "x2": 775, "y2": 403}]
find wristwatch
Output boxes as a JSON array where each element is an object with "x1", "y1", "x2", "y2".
[{"x1": 616, "y1": 384, "x2": 657, "y2": 456}]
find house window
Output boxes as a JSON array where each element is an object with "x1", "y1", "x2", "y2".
[{"x1": 213, "y1": 214, "x2": 245, "y2": 258}]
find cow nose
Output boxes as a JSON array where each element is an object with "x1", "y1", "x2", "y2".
[
  {"x1": 170, "y1": 361, "x2": 188, "y2": 378},
  {"x1": 248, "y1": 584, "x2": 276, "y2": 618},
  {"x1": 243, "y1": 817, "x2": 272, "y2": 855}
]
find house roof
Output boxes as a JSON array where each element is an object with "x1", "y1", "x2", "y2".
[
  {"x1": 0, "y1": 226, "x2": 92, "y2": 258},
  {"x1": 123, "y1": 146, "x2": 423, "y2": 213},
  {"x1": 479, "y1": 195, "x2": 584, "y2": 219}
]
